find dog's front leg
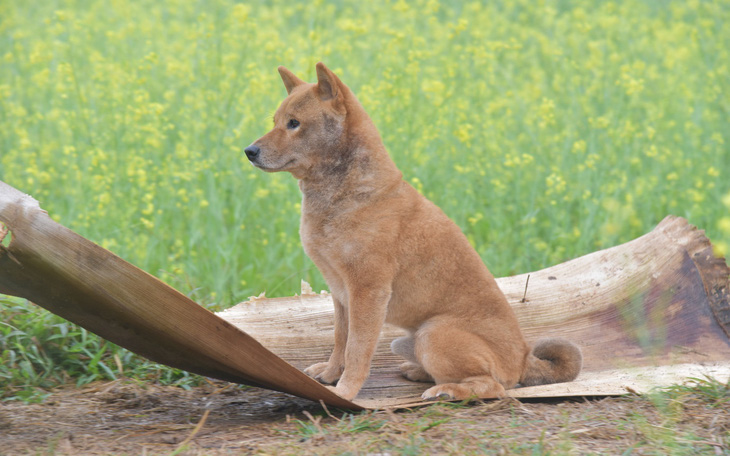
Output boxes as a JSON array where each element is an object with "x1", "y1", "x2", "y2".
[
  {"x1": 304, "y1": 297, "x2": 348, "y2": 383},
  {"x1": 330, "y1": 287, "x2": 391, "y2": 400}
]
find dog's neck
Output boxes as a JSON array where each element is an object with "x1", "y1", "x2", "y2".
[
  {"x1": 298, "y1": 142, "x2": 402, "y2": 211},
  {"x1": 298, "y1": 95, "x2": 403, "y2": 212}
]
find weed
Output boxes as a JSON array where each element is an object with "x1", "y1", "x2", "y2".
[
  {"x1": 0, "y1": 222, "x2": 11, "y2": 248},
  {"x1": 660, "y1": 376, "x2": 730, "y2": 409},
  {"x1": 0, "y1": 297, "x2": 202, "y2": 401},
  {"x1": 341, "y1": 413, "x2": 388, "y2": 433}
]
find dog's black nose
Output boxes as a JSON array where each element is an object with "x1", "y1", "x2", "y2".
[{"x1": 245, "y1": 144, "x2": 260, "y2": 161}]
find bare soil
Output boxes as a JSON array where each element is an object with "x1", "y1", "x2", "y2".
[{"x1": 1, "y1": 380, "x2": 728, "y2": 455}]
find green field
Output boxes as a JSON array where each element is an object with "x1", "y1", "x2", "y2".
[{"x1": 1, "y1": 0, "x2": 729, "y2": 395}]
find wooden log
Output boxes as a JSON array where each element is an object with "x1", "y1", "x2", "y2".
[
  {"x1": 220, "y1": 215, "x2": 730, "y2": 407},
  {"x1": 1, "y1": 179, "x2": 729, "y2": 409}
]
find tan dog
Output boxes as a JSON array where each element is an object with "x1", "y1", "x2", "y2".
[{"x1": 245, "y1": 63, "x2": 582, "y2": 401}]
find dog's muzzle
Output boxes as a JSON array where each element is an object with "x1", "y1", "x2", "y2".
[{"x1": 244, "y1": 144, "x2": 261, "y2": 162}]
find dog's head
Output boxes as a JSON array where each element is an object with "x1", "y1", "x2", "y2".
[{"x1": 245, "y1": 63, "x2": 348, "y2": 180}]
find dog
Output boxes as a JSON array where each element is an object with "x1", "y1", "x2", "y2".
[{"x1": 245, "y1": 62, "x2": 582, "y2": 401}]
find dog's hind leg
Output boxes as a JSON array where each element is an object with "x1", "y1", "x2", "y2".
[
  {"x1": 422, "y1": 375, "x2": 505, "y2": 401},
  {"x1": 391, "y1": 335, "x2": 434, "y2": 382},
  {"x1": 391, "y1": 335, "x2": 417, "y2": 362},
  {"x1": 412, "y1": 319, "x2": 518, "y2": 400}
]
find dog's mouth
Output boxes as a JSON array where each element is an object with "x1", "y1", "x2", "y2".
[{"x1": 252, "y1": 158, "x2": 296, "y2": 173}]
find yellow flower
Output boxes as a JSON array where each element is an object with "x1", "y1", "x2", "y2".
[
  {"x1": 718, "y1": 217, "x2": 730, "y2": 234},
  {"x1": 410, "y1": 177, "x2": 424, "y2": 194},
  {"x1": 545, "y1": 173, "x2": 566, "y2": 194},
  {"x1": 571, "y1": 140, "x2": 587, "y2": 154},
  {"x1": 454, "y1": 124, "x2": 473, "y2": 145},
  {"x1": 590, "y1": 116, "x2": 610, "y2": 129},
  {"x1": 232, "y1": 4, "x2": 251, "y2": 23},
  {"x1": 467, "y1": 213, "x2": 483, "y2": 226},
  {"x1": 421, "y1": 79, "x2": 446, "y2": 106},
  {"x1": 538, "y1": 98, "x2": 556, "y2": 128},
  {"x1": 140, "y1": 218, "x2": 154, "y2": 229},
  {"x1": 393, "y1": 0, "x2": 410, "y2": 13},
  {"x1": 713, "y1": 241, "x2": 728, "y2": 259}
]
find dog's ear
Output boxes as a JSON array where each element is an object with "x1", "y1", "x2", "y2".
[
  {"x1": 278, "y1": 66, "x2": 305, "y2": 94},
  {"x1": 315, "y1": 62, "x2": 341, "y2": 101}
]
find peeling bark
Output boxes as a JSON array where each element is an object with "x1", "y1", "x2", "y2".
[{"x1": 0, "y1": 181, "x2": 358, "y2": 409}]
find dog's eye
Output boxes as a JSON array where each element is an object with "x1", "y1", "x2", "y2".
[{"x1": 287, "y1": 119, "x2": 300, "y2": 129}]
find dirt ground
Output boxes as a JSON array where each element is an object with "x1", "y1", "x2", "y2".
[{"x1": 1, "y1": 379, "x2": 728, "y2": 455}]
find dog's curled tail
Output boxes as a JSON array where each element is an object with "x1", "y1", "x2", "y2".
[{"x1": 520, "y1": 338, "x2": 582, "y2": 387}]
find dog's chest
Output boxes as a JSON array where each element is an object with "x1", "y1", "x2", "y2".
[
  {"x1": 300, "y1": 213, "x2": 344, "y2": 254},
  {"x1": 299, "y1": 217, "x2": 323, "y2": 256},
  {"x1": 299, "y1": 203, "x2": 365, "y2": 269}
]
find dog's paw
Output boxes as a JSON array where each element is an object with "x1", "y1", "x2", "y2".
[
  {"x1": 421, "y1": 384, "x2": 467, "y2": 401},
  {"x1": 304, "y1": 362, "x2": 343, "y2": 384},
  {"x1": 421, "y1": 379, "x2": 505, "y2": 401},
  {"x1": 304, "y1": 362, "x2": 329, "y2": 378},
  {"x1": 326, "y1": 383, "x2": 359, "y2": 401},
  {"x1": 399, "y1": 362, "x2": 434, "y2": 383}
]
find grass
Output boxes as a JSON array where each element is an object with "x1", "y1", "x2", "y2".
[
  {"x1": 257, "y1": 377, "x2": 730, "y2": 454},
  {"x1": 1, "y1": 0, "x2": 729, "y2": 396},
  {"x1": 2, "y1": 375, "x2": 728, "y2": 454},
  {"x1": 0, "y1": 295, "x2": 203, "y2": 401},
  {"x1": 659, "y1": 375, "x2": 730, "y2": 410}
]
